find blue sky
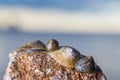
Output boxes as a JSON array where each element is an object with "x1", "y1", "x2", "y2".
[
  {"x1": 0, "y1": 0, "x2": 119, "y2": 12},
  {"x1": 0, "y1": 0, "x2": 88, "y2": 11}
]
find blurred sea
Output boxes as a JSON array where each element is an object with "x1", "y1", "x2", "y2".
[{"x1": 0, "y1": 30, "x2": 120, "y2": 80}]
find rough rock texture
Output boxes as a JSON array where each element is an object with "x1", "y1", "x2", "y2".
[
  {"x1": 4, "y1": 51, "x2": 106, "y2": 80},
  {"x1": 4, "y1": 40, "x2": 107, "y2": 80}
]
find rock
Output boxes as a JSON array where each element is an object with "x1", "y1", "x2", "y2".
[{"x1": 4, "y1": 40, "x2": 107, "y2": 80}]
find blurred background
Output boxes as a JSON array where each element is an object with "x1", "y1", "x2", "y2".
[{"x1": 0, "y1": 0, "x2": 120, "y2": 80}]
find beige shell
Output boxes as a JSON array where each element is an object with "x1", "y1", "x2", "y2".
[
  {"x1": 49, "y1": 46, "x2": 82, "y2": 68},
  {"x1": 17, "y1": 40, "x2": 46, "y2": 52}
]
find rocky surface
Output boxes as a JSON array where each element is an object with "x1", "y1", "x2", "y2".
[{"x1": 4, "y1": 40, "x2": 107, "y2": 80}]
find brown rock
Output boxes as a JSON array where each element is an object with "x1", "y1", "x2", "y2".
[{"x1": 4, "y1": 40, "x2": 107, "y2": 80}]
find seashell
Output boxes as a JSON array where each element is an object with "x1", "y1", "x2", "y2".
[
  {"x1": 23, "y1": 49, "x2": 46, "y2": 54},
  {"x1": 75, "y1": 56, "x2": 96, "y2": 72},
  {"x1": 49, "y1": 46, "x2": 83, "y2": 68},
  {"x1": 17, "y1": 40, "x2": 46, "y2": 52},
  {"x1": 46, "y1": 39, "x2": 59, "y2": 52}
]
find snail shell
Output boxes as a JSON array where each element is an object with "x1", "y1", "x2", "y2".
[
  {"x1": 17, "y1": 40, "x2": 46, "y2": 52},
  {"x1": 46, "y1": 39, "x2": 59, "y2": 52},
  {"x1": 75, "y1": 56, "x2": 96, "y2": 72},
  {"x1": 49, "y1": 46, "x2": 83, "y2": 68}
]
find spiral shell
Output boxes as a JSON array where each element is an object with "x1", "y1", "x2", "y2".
[
  {"x1": 75, "y1": 56, "x2": 96, "y2": 72},
  {"x1": 46, "y1": 39, "x2": 59, "y2": 52},
  {"x1": 49, "y1": 46, "x2": 83, "y2": 68}
]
